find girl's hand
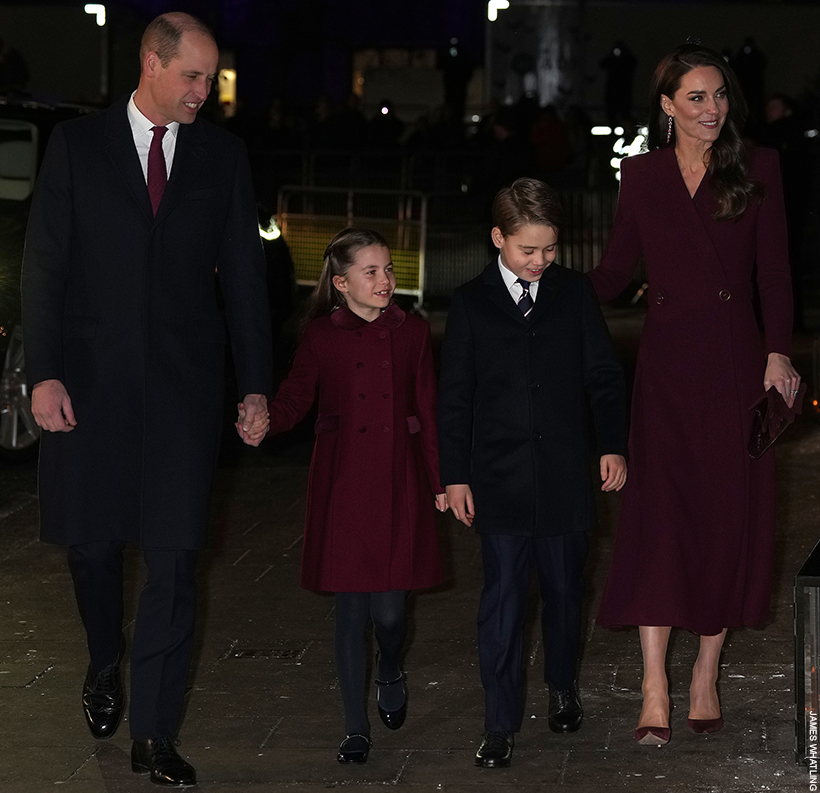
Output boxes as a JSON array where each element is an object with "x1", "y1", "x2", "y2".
[
  {"x1": 435, "y1": 493, "x2": 448, "y2": 512},
  {"x1": 764, "y1": 352, "x2": 801, "y2": 408}
]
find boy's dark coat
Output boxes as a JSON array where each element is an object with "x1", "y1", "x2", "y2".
[{"x1": 438, "y1": 262, "x2": 627, "y2": 536}]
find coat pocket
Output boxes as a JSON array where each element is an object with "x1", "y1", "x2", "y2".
[
  {"x1": 62, "y1": 315, "x2": 98, "y2": 339},
  {"x1": 406, "y1": 415, "x2": 421, "y2": 434},
  {"x1": 314, "y1": 414, "x2": 340, "y2": 434}
]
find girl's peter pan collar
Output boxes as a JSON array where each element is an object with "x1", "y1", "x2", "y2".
[{"x1": 330, "y1": 302, "x2": 406, "y2": 331}]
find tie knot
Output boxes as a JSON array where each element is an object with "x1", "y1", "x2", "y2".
[
  {"x1": 151, "y1": 125, "x2": 167, "y2": 141},
  {"x1": 516, "y1": 278, "x2": 530, "y2": 292}
]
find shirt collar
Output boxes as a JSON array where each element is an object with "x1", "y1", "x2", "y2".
[{"x1": 127, "y1": 91, "x2": 180, "y2": 141}]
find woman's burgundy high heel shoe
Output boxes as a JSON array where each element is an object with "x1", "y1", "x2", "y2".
[
  {"x1": 634, "y1": 726, "x2": 671, "y2": 746},
  {"x1": 688, "y1": 715, "x2": 723, "y2": 734}
]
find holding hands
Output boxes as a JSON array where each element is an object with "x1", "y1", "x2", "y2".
[{"x1": 236, "y1": 394, "x2": 270, "y2": 446}]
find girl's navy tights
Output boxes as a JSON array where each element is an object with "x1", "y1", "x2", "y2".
[{"x1": 334, "y1": 590, "x2": 408, "y2": 736}]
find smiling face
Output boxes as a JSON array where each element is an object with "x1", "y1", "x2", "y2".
[
  {"x1": 136, "y1": 31, "x2": 218, "y2": 126},
  {"x1": 662, "y1": 65, "x2": 728, "y2": 148},
  {"x1": 332, "y1": 244, "x2": 396, "y2": 321},
  {"x1": 492, "y1": 223, "x2": 558, "y2": 282}
]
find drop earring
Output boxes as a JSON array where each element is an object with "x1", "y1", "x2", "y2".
[{"x1": 666, "y1": 114, "x2": 674, "y2": 144}]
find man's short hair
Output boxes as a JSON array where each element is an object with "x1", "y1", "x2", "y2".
[
  {"x1": 492, "y1": 177, "x2": 563, "y2": 238},
  {"x1": 139, "y1": 12, "x2": 215, "y2": 67}
]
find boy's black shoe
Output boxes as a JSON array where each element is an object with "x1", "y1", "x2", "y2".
[
  {"x1": 474, "y1": 731, "x2": 514, "y2": 767},
  {"x1": 131, "y1": 737, "x2": 197, "y2": 787},
  {"x1": 548, "y1": 685, "x2": 583, "y2": 733}
]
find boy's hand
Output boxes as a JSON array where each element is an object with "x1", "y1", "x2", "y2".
[
  {"x1": 435, "y1": 493, "x2": 448, "y2": 512},
  {"x1": 600, "y1": 454, "x2": 627, "y2": 491},
  {"x1": 445, "y1": 484, "x2": 475, "y2": 527}
]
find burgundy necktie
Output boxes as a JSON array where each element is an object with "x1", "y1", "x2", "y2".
[{"x1": 147, "y1": 125, "x2": 167, "y2": 216}]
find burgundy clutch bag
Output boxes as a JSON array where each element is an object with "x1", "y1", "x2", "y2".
[{"x1": 748, "y1": 383, "x2": 806, "y2": 459}]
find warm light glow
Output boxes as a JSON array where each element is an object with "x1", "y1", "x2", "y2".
[
  {"x1": 259, "y1": 216, "x2": 281, "y2": 241},
  {"x1": 611, "y1": 133, "x2": 646, "y2": 180},
  {"x1": 488, "y1": 0, "x2": 510, "y2": 22},
  {"x1": 84, "y1": 3, "x2": 106, "y2": 26},
  {"x1": 591, "y1": 126, "x2": 612, "y2": 136},
  {"x1": 218, "y1": 68, "x2": 237, "y2": 117}
]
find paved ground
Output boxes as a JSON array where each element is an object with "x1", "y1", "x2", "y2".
[{"x1": 1, "y1": 309, "x2": 819, "y2": 791}]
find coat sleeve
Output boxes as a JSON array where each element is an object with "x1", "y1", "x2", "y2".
[
  {"x1": 21, "y1": 124, "x2": 73, "y2": 388},
  {"x1": 437, "y1": 289, "x2": 475, "y2": 485},
  {"x1": 588, "y1": 156, "x2": 643, "y2": 303},
  {"x1": 412, "y1": 321, "x2": 445, "y2": 495},
  {"x1": 267, "y1": 327, "x2": 320, "y2": 435},
  {"x1": 216, "y1": 139, "x2": 273, "y2": 398},
  {"x1": 581, "y1": 279, "x2": 628, "y2": 457},
  {"x1": 753, "y1": 148, "x2": 793, "y2": 357}
]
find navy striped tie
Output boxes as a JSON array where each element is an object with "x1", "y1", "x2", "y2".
[{"x1": 516, "y1": 278, "x2": 534, "y2": 317}]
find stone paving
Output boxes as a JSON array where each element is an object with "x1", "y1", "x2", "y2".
[{"x1": 0, "y1": 310, "x2": 818, "y2": 792}]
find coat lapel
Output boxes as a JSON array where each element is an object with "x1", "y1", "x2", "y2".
[
  {"x1": 661, "y1": 147, "x2": 729, "y2": 286},
  {"x1": 482, "y1": 263, "x2": 528, "y2": 326},
  {"x1": 104, "y1": 99, "x2": 153, "y2": 221},
  {"x1": 482, "y1": 261, "x2": 569, "y2": 325},
  {"x1": 154, "y1": 121, "x2": 208, "y2": 224}
]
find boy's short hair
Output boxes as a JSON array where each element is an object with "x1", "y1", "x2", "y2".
[{"x1": 492, "y1": 177, "x2": 563, "y2": 237}]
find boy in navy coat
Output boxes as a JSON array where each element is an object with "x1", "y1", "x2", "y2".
[{"x1": 438, "y1": 178, "x2": 628, "y2": 767}]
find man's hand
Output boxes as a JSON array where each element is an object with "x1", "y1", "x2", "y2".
[
  {"x1": 236, "y1": 393, "x2": 269, "y2": 446},
  {"x1": 446, "y1": 483, "x2": 475, "y2": 527},
  {"x1": 600, "y1": 454, "x2": 627, "y2": 491},
  {"x1": 31, "y1": 379, "x2": 76, "y2": 432}
]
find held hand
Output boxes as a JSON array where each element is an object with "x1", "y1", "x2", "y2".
[
  {"x1": 764, "y1": 352, "x2": 801, "y2": 408},
  {"x1": 600, "y1": 454, "x2": 627, "y2": 492},
  {"x1": 31, "y1": 379, "x2": 77, "y2": 432},
  {"x1": 445, "y1": 484, "x2": 475, "y2": 527},
  {"x1": 434, "y1": 493, "x2": 448, "y2": 512},
  {"x1": 236, "y1": 394, "x2": 269, "y2": 447}
]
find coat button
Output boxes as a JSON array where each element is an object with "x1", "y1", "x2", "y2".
[
  {"x1": 655, "y1": 292, "x2": 664, "y2": 305},
  {"x1": 359, "y1": 426, "x2": 367, "y2": 433},
  {"x1": 382, "y1": 425, "x2": 390, "y2": 433},
  {"x1": 379, "y1": 332, "x2": 387, "y2": 339},
  {"x1": 528, "y1": 330, "x2": 536, "y2": 338},
  {"x1": 530, "y1": 382, "x2": 539, "y2": 389},
  {"x1": 382, "y1": 393, "x2": 389, "y2": 399},
  {"x1": 381, "y1": 360, "x2": 389, "y2": 368},
  {"x1": 358, "y1": 393, "x2": 365, "y2": 400},
  {"x1": 719, "y1": 289, "x2": 731, "y2": 301},
  {"x1": 533, "y1": 432, "x2": 542, "y2": 441},
  {"x1": 356, "y1": 362, "x2": 364, "y2": 369}
]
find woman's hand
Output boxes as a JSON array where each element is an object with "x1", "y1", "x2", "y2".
[
  {"x1": 764, "y1": 352, "x2": 801, "y2": 408},
  {"x1": 434, "y1": 493, "x2": 448, "y2": 512}
]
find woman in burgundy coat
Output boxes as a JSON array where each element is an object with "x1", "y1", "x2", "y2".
[
  {"x1": 250, "y1": 229, "x2": 446, "y2": 764},
  {"x1": 589, "y1": 44, "x2": 801, "y2": 745}
]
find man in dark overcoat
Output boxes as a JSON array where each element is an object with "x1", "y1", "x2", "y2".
[
  {"x1": 21, "y1": 12, "x2": 271, "y2": 787},
  {"x1": 438, "y1": 178, "x2": 627, "y2": 768}
]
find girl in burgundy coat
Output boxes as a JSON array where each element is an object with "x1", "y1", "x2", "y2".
[
  {"x1": 247, "y1": 229, "x2": 446, "y2": 764},
  {"x1": 589, "y1": 44, "x2": 801, "y2": 746}
]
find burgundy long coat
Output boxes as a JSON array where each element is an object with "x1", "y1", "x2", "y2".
[
  {"x1": 268, "y1": 303, "x2": 445, "y2": 593},
  {"x1": 590, "y1": 146, "x2": 792, "y2": 636}
]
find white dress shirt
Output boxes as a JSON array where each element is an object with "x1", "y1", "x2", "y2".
[
  {"x1": 127, "y1": 92, "x2": 179, "y2": 182},
  {"x1": 498, "y1": 256, "x2": 539, "y2": 304}
]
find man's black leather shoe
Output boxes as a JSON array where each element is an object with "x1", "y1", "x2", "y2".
[
  {"x1": 474, "y1": 730, "x2": 514, "y2": 767},
  {"x1": 131, "y1": 737, "x2": 197, "y2": 787},
  {"x1": 81, "y1": 643, "x2": 125, "y2": 739},
  {"x1": 548, "y1": 685, "x2": 583, "y2": 733}
]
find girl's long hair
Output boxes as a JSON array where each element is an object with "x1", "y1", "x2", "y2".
[
  {"x1": 647, "y1": 43, "x2": 763, "y2": 220},
  {"x1": 299, "y1": 228, "x2": 389, "y2": 336}
]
